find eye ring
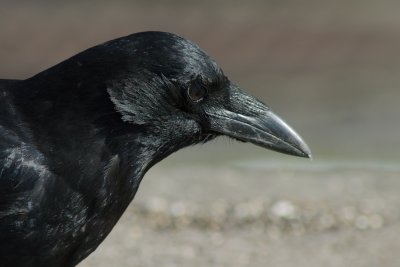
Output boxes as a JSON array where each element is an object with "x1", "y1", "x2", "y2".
[{"x1": 187, "y1": 83, "x2": 207, "y2": 103}]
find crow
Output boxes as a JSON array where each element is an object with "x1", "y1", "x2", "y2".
[{"x1": 0, "y1": 31, "x2": 311, "y2": 266}]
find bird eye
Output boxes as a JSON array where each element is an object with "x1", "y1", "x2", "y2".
[{"x1": 187, "y1": 83, "x2": 207, "y2": 103}]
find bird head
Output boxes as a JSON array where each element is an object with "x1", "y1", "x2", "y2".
[{"x1": 95, "y1": 31, "x2": 311, "y2": 159}]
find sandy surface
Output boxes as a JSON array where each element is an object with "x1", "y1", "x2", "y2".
[{"x1": 79, "y1": 161, "x2": 400, "y2": 267}]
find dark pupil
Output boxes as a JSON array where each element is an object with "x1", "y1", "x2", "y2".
[{"x1": 188, "y1": 84, "x2": 206, "y2": 102}]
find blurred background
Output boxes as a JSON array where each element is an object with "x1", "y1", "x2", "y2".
[{"x1": 1, "y1": 1, "x2": 399, "y2": 266}]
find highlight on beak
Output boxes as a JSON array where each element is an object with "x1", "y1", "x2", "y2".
[{"x1": 206, "y1": 87, "x2": 311, "y2": 158}]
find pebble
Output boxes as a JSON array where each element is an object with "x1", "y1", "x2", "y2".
[{"x1": 270, "y1": 200, "x2": 297, "y2": 219}]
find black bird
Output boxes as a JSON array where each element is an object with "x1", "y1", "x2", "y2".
[{"x1": 0, "y1": 31, "x2": 311, "y2": 266}]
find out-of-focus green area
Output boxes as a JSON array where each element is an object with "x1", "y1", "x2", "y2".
[{"x1": 1, "y1": 0, "x2": 399, "y2": 161}]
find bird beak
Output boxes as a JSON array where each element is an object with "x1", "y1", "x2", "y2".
[{"x1": 206, "y1": 85, "x2": 311, "y2": 158}]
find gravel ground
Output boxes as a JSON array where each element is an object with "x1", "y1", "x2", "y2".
[{"x1": 79, "y1": 161, "x2": 400, "y2": 267}]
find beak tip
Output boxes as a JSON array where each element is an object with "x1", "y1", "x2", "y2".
[
  {"x1": 295, "y1": 141, "x2": 312, "y2": 159},
  {"x1": 302, "y1": 150, "x2": 313, "y2": 159},
  {"x1": 303, "y1": 143, "x2": 312, "y2": 158},
  {"x1": 291, "y1": 147, "x2": 312, "y2": 159}
]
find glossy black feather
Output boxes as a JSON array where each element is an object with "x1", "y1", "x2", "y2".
[
  {"x1": 0, "y1": 32, "x2": 222, "y2": 266},
  {"x1": 0, "y1": 31, "x2": 310, "y2": 267}
]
